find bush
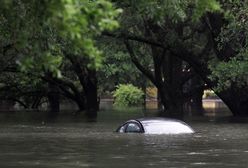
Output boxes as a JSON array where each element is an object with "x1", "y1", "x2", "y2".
[
  {"x1": 113, "y1": 84, "x2": 144, "y2": 107},
  {"x1": 203, "y1": 90, "x2": 218, "y2": 99}
]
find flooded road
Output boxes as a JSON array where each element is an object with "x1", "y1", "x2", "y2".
[{"x1": 0, "y1": 109, "x2": 248, "y2": 167}]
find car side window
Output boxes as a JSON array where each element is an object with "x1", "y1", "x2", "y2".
[
  {"x1": 125, "y1": 122, "x2": 141, "y2": 133},
  {"x1": 118, "y1": 126, "x2": 126, "y2": 133}
]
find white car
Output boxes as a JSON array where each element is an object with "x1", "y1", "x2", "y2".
[{"x1": 116, "y1": 117, "x2": 194, "y2": 134}]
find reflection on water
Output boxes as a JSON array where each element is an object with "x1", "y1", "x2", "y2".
[
  {"x1": 0, "y1": 108, "x2": 248, "y2": 167},
  {"x1": 203, "y1": 99, "x2": 232, "y2": 117}
]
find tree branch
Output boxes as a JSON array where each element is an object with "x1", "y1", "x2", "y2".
[
  {"x1": 2, "y1": 43, "x2": 16, "y2": 55},
  {"x1": 103, "y1": 31, "x2": 164, "y2": 48},
  {"x1": 104, "y1": 31, "x2": 214, "y2": 87},
  {"x1": 124, "y1": 39, "x2": 157, "y2": 86},
  {"x1": 41, "y1": 76, "x2": 78, "y2": 102}
]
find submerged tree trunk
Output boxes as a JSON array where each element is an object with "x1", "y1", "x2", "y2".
[
  {"x1": 125, "y1": 40, "x2": 185, "y2": 119},
  {"x1": 183, "y1": 76, "x2": 205, "y2": 116},
  {"x1": 190, "y1": 88, "x2": 204, "y2": 115},
  {"x1": 158, "y1": 86, "x2": 184, "y2": 119},
  {"x1": 162, "y1": 54, "x2": 184, "y2": 118},
  {"x1": 227, "y1": 101, "x2": 248, "y2": 117},
  {"x1": 84, "y1": 69, "x2": 99, "y2": 118},
  {"x1": 141, "y1": 78, "x2": 147, "y2": 108},
  {"x1": 68, "y1": 56, "x2": 99, "y2": 118},
  {"x1": 47, "y1": 82, "x2": 60, "y2": 116},
  {"x1": 71, "y1": 90, "x2": 85, "y2": 115},
  {"x1": 42, "y1": 72, "x2": 86, "y2": 115},
  {"x1": 217, "y1": 89, "x2": 248, "y2": 117},
  {"x1": 230, "y1": 102, "x2": 248, "y2": 117},
  {"x1": 157, "y1": 90, "x2": 163, "y2": 110}
]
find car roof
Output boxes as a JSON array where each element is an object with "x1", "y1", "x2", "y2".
[
  {"x1": 136, "y1": 117, "x2": 183, "y2": 124},
  {"x1": 121, "y1": 117, "x2": 194, "y2": 134}
]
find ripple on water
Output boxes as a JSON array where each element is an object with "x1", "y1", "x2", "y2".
[
  {"x1": 190, "y1": 162, "x2": 207, "y2": 165},
  {"x1": 187, "y1": 152, "x2": 206, "y2": 155}
]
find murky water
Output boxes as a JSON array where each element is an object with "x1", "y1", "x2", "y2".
[{"x1": 0, "y1": 109, "x2": 248, "y2": 168}]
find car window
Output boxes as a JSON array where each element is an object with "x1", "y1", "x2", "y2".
[
  {"x1": 118, "y1": 126, "x2": 126, "y2": 133},
  {"x1": 125, "y1": 122, "x2": 141, "y2": 133}
]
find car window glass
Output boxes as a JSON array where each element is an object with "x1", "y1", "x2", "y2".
[
  {"x1": 126, "y1": 123, "x2": 141, "y2": 133},
  {"x1": 119, "y1": 126, "x2": 125, "y2": 133}
]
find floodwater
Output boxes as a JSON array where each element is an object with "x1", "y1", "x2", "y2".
[{"x1": 0, "y1": 107, "x2": 248, "y2": 167}]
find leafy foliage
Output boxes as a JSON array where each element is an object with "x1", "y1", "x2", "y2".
[
  {"x1": 193, "y1": 0, "x2": 221, "y2": 20},
  {"x1": 209, "y1": 53, "x2": 248, "y2": 91},
  {"x1": 0, "y1": 0, "x2": 121, "y2": 110},
  {"x1": 48, "y1": 0, "x2": 122, "y2": 68},
  {"x1": 0, "y1": 0, "x2": 121, "y2": 75},
  {"x1": 113, "y1": 84, "x2": 144, "y2": 107},
  {"x1": 209, "y1": 1, "x2": 248, "y2": 90},
  {"x1": 97, "y1": 38, "x2": 149, "y2": 95}
]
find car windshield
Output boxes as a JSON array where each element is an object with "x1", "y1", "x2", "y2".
[{"x1": 125, "y1": 123, "x2": 141, "y2": 133}]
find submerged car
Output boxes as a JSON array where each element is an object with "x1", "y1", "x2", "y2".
[{"x1": 116, "y1": 117, "x2": 194, "y2": 134}]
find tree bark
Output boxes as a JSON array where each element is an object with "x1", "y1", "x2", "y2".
[
  {"x1": 47, "y1": 81, "x2": 60, "y2": 116},
  {"x1": 42, "y1": 75, "x2": 86, "y2": 113},
  {"x1": 83, "y1": 69, "x2": 99, "y2": 118},
  {"x1": 65, "y1": 54, "x2": 99, "y2": 118},
  {"x1": 190, "y1": 88, "x2": 204, "y2": 116},
  {"x1": 163, "y1": 54, "x2": 184, "y2": 118},
  {"x1": 183, "y1": 76, "x2": 205, "y2": 116},
  {"x1": 217, "y1": 89, "x2": 248, "y2": 117}
]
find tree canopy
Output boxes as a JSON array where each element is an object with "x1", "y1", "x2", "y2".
[
  {"x1": 0, "y1": 0, "x2": 248, "y2": 118},
  {"x1": 0, "y1": 0, "x2": 121, "y2": 116},
  {"x1": 105, "y1": 0, "x2": 248, "y2": 116}
]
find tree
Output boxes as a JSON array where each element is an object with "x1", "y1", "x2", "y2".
[
  {"x1": 202, "y1": 1, "x2": 248, "y2": 116},
  {"x1": 97, "y1": 37, "x2": 150, "y2": 101},
  {"x1": 0, "y1": 0, "x2": 121, "y2": 117},
  {"x1": 104, "y1": 0, "x2": 220, "y2": 118},
  {"x1": 109, "y1": 0, "x2": 248, "y2": 117}
]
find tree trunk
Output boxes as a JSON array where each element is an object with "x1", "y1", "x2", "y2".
[
  {"x1": 31, "y1": 94, "x2": 43, "y2": 109},
  {"x1": 157, "y1": 90, "x2": 163, "y2": 110},
  {"x1": 190, "y1": 88, "x2": 204, "y2": 115},
  {"x1": 157, "y1": 86, "x2": 184, "y2": 119},
  {"x1": 167, "y1": 99, "x2": 184, "y2": 119},
  {"x1": 47, "y1": 82, "x2": 60, "y2": 116},
  {"x1": 162, "y1": 54, "x2": 184, "y2": 118},
  {"x1": 66, "y1": 54, "x2": 99, "y2": 118},
  {"x1": 230, "y1": 102, "x2": 248, "y2": 117},
  {"x1": 73, "y1": 92, "x2": 85, "y2": 113},
  {"x1": 83, "y1": 69, "x2": 99, "y2": 118},
  {"x1": 141, "y1": 78, "x2": 147, "y2": 108},
  {"x1": 183, "y1": 76, "x2": 205, "y2": 116},
  {"x1": 217, "y1": 89, "x2": 248, "y2": 117}
]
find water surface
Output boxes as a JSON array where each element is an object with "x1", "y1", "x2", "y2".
[{"x1": 0, "y1": 109, "x2": 248, "y2": 168}]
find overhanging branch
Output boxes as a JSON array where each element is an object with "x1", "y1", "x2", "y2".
[
  {"x1": 124, "y1": 39, "x2": 157, "y2": 86},
  {"x1": 104, "y1": 31, "x2": 214, "y2": 87},
  {"x1": 103, "y1": 31, "x2": 164, "y2": 48}
]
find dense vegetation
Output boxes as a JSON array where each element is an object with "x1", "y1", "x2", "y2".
[
  {"x1": 0, "y1": 0, "x2": 121, "y2": 117},
  {"x1": 113, "y1": 84, "x2": 144, "y2": 107},
  {"x1": 0, "y1": 0, "x2": 248, "y2": 118}
]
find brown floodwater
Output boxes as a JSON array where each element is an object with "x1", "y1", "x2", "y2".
[{"x1": 0, "y1": 106, "x2": 248, "y2": 168}]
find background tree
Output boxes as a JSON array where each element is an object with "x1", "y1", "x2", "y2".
[
  {"x1": 104, "y1": 0, "x2": 220, "y2": 118},
  {"x1": 97, "y1": 37, "x2": 152, "y2": 105},
  {"x1": 108, "y1": 0, "x2": 248, "y2": 117},
  {"x1": 0, "y1": 0, "x2": 121, "y2": 117}
]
